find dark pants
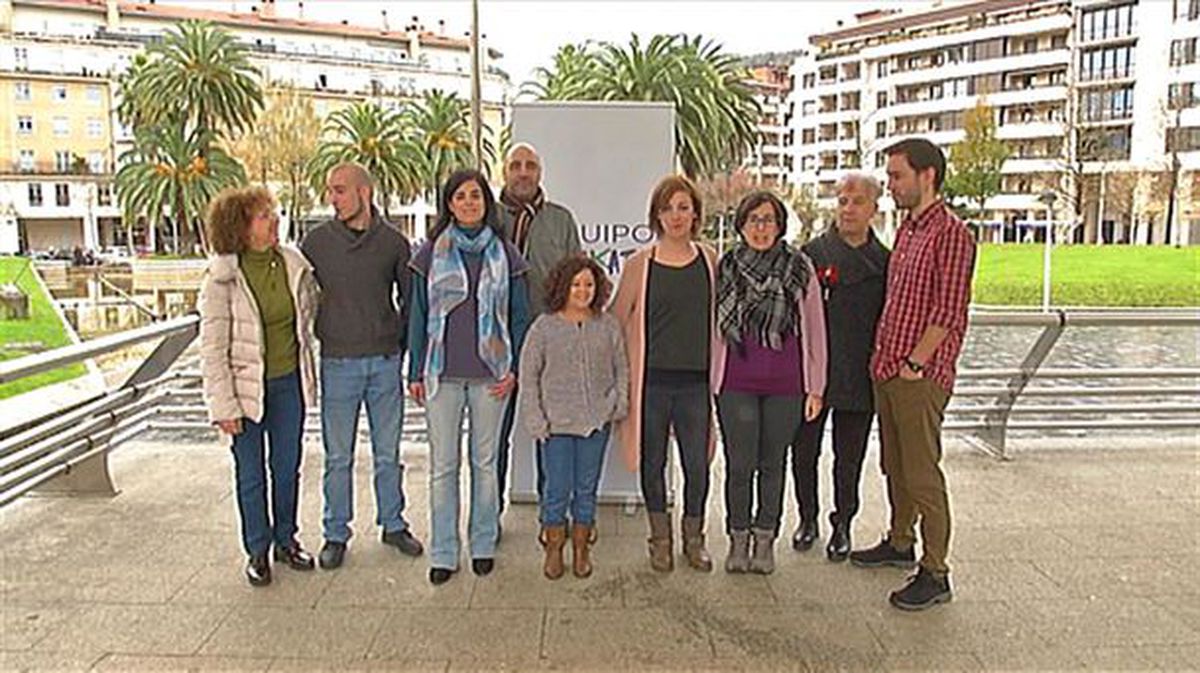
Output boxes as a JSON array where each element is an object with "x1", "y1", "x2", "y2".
[
  {"x1": 231, "y1": 371, "x2": 305, "y2": 557},
  {"x1": 717, "y1": 392, "x2": 803, "y2": 535},
  {"x1": 640, "y1": 379, "x2": 711, "y2": 516},
  {"x1": 875, "y1": 377, "x2": 952, "y2": 575},
  {"x1": 791, "y1": 407, "x2": 874, "y2": 526},
  {"x1": 497, "y1": 388, "x2": 545, "y2": 514}
]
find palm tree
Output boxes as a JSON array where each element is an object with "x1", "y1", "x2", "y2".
[
  {"x1": 119, "y1": 20, "x2": 263, "y2": 138},
  {"x1": 115, "y1": 125, "x2": 246, "y2": 253},
  {"x1": 115, "y1": 20, "x2": 262, "y2": 255},
  {"x1": 409, "y1": 90, "x2": 495, "y2": 195},
  {"x1": 308, "y1": 102, "x2": 427, "y2": 218},
  {"x1": 521, "y1": 43, "x2": 597, "y2": 100},
  {"x1": 528, "y1": 34, "x2": 760, "y2": 179}
]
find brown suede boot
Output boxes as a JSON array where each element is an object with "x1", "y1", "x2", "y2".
[
  {"x1": 572, "y1": 524, "x2": 594, "y2": 578},
  {"x1": 647, "y1": 511, "x2": 673, "y2": 572},
  {"x1": 541, "y1": 526, "x2": 567, "y2": 580},
  {"x1": 682, "y1": 516, "x2": 714, "y2": 572}
]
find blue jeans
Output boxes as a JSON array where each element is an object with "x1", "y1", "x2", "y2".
[
  {"x1": 320, "y1": 354, "x2": 410, "y2": 543},
  {"x1": 539, "y1": 426, "x2": 609, "y2": 527},
  {"x1": 424, "y1": 380, "x2": 507, "y2": 570},
  {"x1": 231, "y1": 371, "x2": 304, "y2": 557}
]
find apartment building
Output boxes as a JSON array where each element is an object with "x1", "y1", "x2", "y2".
[
  {"x1": 0, "y1": 0, "x2": 510, "y2": 254},
  {"x1": 742, "y1": 65, "x2": 793, "y2": 188},
  {"x1": 790, "y1": 0, "x2": 1194, "y2": 246}
]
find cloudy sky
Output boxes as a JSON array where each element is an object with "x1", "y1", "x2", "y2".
[{"x1": 178, "y1": 0, "x2": 895, "y2": 84}]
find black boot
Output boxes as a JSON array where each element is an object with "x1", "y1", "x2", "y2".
[
  {"x1": 826, "y1": 513, "x2": 850, "y2": 562},
  {"x1": 791, "y1": 519, "x2": 819, "y2": 551}
]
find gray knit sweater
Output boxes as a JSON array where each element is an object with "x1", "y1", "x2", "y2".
[{"x1": 517, "y1": 312, "x2": 629, "y2": 439}]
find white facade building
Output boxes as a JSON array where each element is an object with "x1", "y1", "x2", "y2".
[{"x1": 789, "y1": 0, "x2": 1196, "y2": 245}]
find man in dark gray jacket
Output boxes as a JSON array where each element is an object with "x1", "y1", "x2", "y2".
[
  {"x1": 497, "y1": 143, "x2": 583, "y2": 519},
  {"x1": 300, "y1": 162, "x2": 424, "y2": 569}
]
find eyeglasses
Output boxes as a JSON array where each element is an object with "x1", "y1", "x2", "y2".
[{"x1": 745, "y1": 215, "x2": 777, "y2": 230}]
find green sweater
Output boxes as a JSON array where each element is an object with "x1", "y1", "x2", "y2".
[{"x1": 239, "y1": 247, "x2": 298, "y2": 379}]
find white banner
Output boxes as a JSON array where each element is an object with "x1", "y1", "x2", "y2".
[{"x1": 509, "y1": 101, "x2": 675, "y2": 504}]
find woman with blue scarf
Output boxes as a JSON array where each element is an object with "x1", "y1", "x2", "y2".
[{"x1": 408, "y1": 169, "x2": 531, "y2": 585}]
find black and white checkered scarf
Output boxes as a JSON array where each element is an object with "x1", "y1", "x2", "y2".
[{"x1": 716, "y1": 241, "x2": 810, "y2": 350}]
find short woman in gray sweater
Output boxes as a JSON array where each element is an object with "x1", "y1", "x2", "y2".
[{"x1": 518, "y1": 255, "x2": 629, "y2": 580}]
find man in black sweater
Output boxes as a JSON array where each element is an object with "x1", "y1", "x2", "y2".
[{"x1": 300, "y1": 162, "x2": 424, "y2": 569}]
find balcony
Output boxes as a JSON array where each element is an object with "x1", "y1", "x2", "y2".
[{"x1": 5, "y1": 160, "x2": 114, "y2": 177}]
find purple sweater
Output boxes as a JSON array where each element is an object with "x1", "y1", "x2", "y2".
[{"x1": 721, "y1": 333, "x2": 804, "y2": 396}]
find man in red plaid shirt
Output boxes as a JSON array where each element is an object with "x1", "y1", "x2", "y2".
[{"x1": 849, "y1": 138, "x2": 976, "y2": 611}]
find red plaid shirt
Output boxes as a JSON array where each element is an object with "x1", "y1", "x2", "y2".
[{"x1": 871, "y1": 200, "x2": 976, "y2": 392}]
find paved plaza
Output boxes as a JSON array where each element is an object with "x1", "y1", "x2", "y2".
[{"x1": 1, "y1": 433, "x2": 1197, "y2": 671}]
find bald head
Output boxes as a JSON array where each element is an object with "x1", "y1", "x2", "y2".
[
  {"x1": 503, "y1": 143, "x2": 542, "y2": 202},
  {"x1": 325, "y1": 162, "x2": 374, "y2": 228}
]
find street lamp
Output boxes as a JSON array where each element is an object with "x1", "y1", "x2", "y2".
[{"x1": 1037, "y1": 189, "x2": 1058, "y2": 312}]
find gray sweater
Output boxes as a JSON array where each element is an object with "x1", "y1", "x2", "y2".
[
  {"x1": 499, "y1": 201, "x2": 581, "y2": 315},
  {"x1": 300, "y1": 211, "x2": 410, "y2": 358},
  {"x1": 517, "y1": 312, "x2": 629, "y2": 439}
]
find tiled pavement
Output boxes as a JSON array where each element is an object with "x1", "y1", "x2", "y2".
[{"x1": 1, "y1": 434, "x2": 1197, "y2": 671}]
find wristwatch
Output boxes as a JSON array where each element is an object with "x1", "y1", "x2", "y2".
[{"x1": 903, "y1": 356, "x2": 924, "y2": 373}]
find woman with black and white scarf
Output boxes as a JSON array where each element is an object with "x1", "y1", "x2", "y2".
[{"x1": 714, "y1": 191, "x2": 827, "y2": 575}]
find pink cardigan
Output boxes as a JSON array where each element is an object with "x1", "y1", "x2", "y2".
[
  {"x1": 610, "y1": 242, "x2": 829, "y2": 473},
  {"x1": 609, "y1": 242, "x2": 723, "y2": 472}
]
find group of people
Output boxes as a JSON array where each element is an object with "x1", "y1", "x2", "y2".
[{"x1": 199, "y1": 136, "x2": 975, "y2": 611}]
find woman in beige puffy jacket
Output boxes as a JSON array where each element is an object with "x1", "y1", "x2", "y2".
[{"x1": 199, "y1": 186, "x2": 319, "y2": 587}]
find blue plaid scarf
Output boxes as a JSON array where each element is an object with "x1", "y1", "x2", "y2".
[{"x1": 422, "y1": 224, "x2": 512, "y2": 399}]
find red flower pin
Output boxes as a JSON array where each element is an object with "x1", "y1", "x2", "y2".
[{"x1": 817, "y1": 265, "x2": 839, "y2": 287}]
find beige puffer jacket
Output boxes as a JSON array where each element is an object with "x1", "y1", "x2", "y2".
[{"x1": 199, "y1": 244, "x2": 319, "y2": 424}]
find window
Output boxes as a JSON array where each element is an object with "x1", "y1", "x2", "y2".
[
  {"x1": 28, "y1": 183, "x2": 43, "y2": 207},
  {"x1": 876, "y1": 120, "x2": 887, "y2": 137},
  {"x1": 86, "y1": 85, "x2": 102, "y2": 102},
  {"x1": 87, "y1": 118, "x2": 103, "y2": 138},
  {"x1": 18, "y1": 149, "x2": 34, "y2": 171},
  {"x1": 97, "y1": 184, "x2": 113, "y2": 206},
  {"x1": 14, "y1": 81, "x2": 31, "y2": 101},
  {"x1": 1178, "y1": 0, "x2": 1200, "y2": 21},
  {"x1": 877, "y1": 60, "x2": 889, "y2": 78},
  {"x1": 14, "y1": 47, "x2": 29, "y2": 71},
  {"x1": 877, "y1": 91, "x2": 888, "y2": 108},
  {"x1": 17, "y1": 115, "x2": 33, "y2": 134},
  {"x1": 55, "y1": 183, "x2": 70, "y2": 206},
  {"x1": 1082, "y1": 4, "x2": 1135, "y2": 41},
  {"x1": 1171, "y1": 38, "x2": 1198, "y2": 66},
  {"x1": 1079, "y1": 85, "x2": 1135, "y2": 121},
  {"x1": 1023, "y1": 38, "x2": 1039, "y2": 54},
  {"x1": 55, "y1": 150, "x2": 71, "y2": 173},
  {"x1": 52, "y1": 85, "x2": 67, "y2": 101},
  {"x1": 802, "y1": 128, "x2": 815, "y2": 144},
  {"x1": 88, "y1": 151, "x2": 104, "y2": 174},
  {"x1": 1170, "y1": 82, "x2": 1199, "y2": 109},
  {"x1": 52, "y1": 116, "x2": 68, "y2": 136}
]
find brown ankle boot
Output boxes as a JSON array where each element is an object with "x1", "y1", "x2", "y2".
[
  {"x1": 647, "y1": 511, "x2": 673, "y2": 572},
  {"x1": 682, "y1": 516, "x2": 713, "y2": 572},
  {"x1": 572, "y1": 524, "x2": 594, "y2": 578},
  {"x1": 541, "y1": 526, "x2": 567, "y2": 580}
]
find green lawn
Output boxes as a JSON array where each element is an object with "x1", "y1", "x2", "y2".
[
  {"x1": 973, "y1": 244, "x2": 1200, "y2": 307},
  {"x1": 0, "y1": 256, "x2": 86, "y2": 399}
]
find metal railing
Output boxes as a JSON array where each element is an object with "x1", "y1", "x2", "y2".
[{"x1": 0, "y1": 308, "x2": 1196, "y2": 506}]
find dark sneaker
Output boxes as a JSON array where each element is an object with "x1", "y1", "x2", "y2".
[
  {"x1": 889, "y1": 567, "x2": 952, "y2": 611},
  {"x1": 849, "y1": 537, "x2": 916, "y2": 568},
  {"x1": 245, "y1": 554, "x2": 272, "y2": 587},
  {"x1": 472, "y1": 558, "x2": 495, "y2": 576},
  {"x1": 274, "y1": 543, "x2": 316, "y2": 571},
  {"x1": 382, "y1": 529, "x2": 424, "y2": 557},
  {"x1": 792, "y1": 519, "x2": 819, "y2": 551},
  {"x1": 319, "y1": 541, "x2": 346, "y2": 570}
]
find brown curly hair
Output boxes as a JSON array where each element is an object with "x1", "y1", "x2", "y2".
[
  {"x1": 543, "y1": 254, "x2": 611, "y2": 314},
  {"x1": 205, "y1": 186, "x2": 274, "y2": 255}
]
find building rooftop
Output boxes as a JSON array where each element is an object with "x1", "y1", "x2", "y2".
[{"x1": 12, "y1": 0, "x2": 503, "y2": 58}]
